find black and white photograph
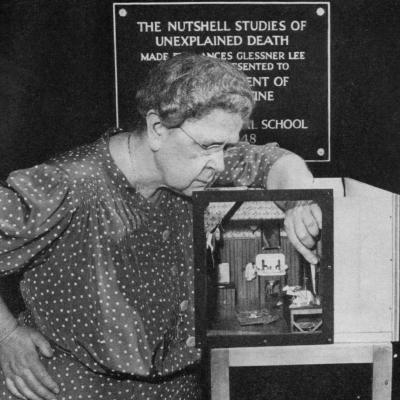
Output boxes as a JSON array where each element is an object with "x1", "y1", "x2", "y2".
[{"x1": 0, "y1": 1, "x2": 399, "y2": 399}]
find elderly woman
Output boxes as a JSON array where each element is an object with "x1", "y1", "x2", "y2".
[{"x1": 0, "y1": 54, "x2": 321, "y2": 400}]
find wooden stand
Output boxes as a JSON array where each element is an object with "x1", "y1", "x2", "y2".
[{"x1": 210, "y1": 343, "x2": 393, "y2": 400}]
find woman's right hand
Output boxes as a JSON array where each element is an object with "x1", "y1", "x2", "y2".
[{"x1": 0, "y1": 326, "x2": 60, "y2": 400}]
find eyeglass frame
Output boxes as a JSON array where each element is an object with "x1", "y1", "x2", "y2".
[
  {"x1": 175, "y1": 125, "x2": 228, "y2": 155},
  {"x1": 152, "y1": 114, "x2": 233, "y2": 155}
]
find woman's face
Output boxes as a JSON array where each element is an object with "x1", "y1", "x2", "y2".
[{"x1": 155, "y1": 109, "x2": 243, "y2": 196}]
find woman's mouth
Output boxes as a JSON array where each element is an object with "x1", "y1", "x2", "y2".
[{"x1": 197, "y1": 170, "x2": 216, "y2": 186}]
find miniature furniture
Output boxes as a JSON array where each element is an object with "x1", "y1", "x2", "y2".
[{"x1": 290, "y1": 306, "x2": 323, "y2": 332}]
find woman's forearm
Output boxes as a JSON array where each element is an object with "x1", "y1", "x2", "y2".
[{"x1": 267, "y1": 153, "x2": 314, "y2": 190}]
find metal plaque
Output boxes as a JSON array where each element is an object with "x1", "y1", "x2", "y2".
[{"x1": 113, "y1": 2, "x2": 330, "y2": 161}]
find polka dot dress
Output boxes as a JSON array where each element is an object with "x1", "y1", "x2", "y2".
[{"x1": 0, "y1": 134, "x2": 289, "y2": 399}]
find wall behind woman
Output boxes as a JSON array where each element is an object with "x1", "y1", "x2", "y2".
[
  {"x1": 326, "y1": 0, "x2": 400, "y2": 191},
  {"x1": 0, "y1": 0, "x2": 114, "y2": 176}
]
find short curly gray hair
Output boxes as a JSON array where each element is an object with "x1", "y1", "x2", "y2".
[{"x1": 135, "y1": 53, "x2": 254, "y2": 129}]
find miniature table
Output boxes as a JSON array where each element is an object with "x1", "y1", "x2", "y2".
[
  {"x1": 210, "y1": 343, "x2": 393, "y2": 400},
  {"x1": 290, "y1": 306, "x2": 323, "y2": 332}
]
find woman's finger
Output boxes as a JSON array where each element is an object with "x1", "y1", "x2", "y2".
[
  {"x1": 310, "y1": 202, "x2": 322, "y2": 230},
  {"x1": 291, "y1": 210, "x2": 316, "y2": 249},
  {"x1": 31, "y1": 333, "x2": 53, "y2": 359},
  {"x1": 19, "y1": 368, "x2": 57, "y2": 400},
  {"x1": 31, "y1": 357, "x2": 59, "y2": 395},
  {"x1": 5, "y1": 377, "x2": 26, "y2": 400},
  {"x1": 301, "y1": 206, "x2": 320, "y2": 238},
  {"x1": 14, "y1": 375, "x2": 43, "y2": 400}
]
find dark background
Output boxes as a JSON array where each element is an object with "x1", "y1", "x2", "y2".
[{"x1": 0, "y1": 0, "x2": 399, "y2": 399}]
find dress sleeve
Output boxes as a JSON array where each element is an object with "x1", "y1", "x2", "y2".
[
  {"x1": 0, "y1": 163, "x2": 75, "y2": 275},
  {"x1": 215, "y1": 141, "x2": 293, "y2": 188}
]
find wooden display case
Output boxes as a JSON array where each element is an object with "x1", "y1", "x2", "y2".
[
  {"x1": 204, "y1": 179, "x2": 399, "y2": 400},
  {"x1": 192, "y1": 188, "x2": 334, "y2": 348}
]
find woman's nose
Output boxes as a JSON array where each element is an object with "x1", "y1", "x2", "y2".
[{"x1": 207, "y1": 150, "x2": 225, "y2": 173}]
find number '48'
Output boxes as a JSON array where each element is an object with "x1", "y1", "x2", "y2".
[{"x1": 240, "y1": 133, "x2": 257, "y2": 144}]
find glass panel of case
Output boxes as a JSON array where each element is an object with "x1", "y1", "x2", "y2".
[{"x1": 192, "y1": 189, "x2": 333, "y2": 347}]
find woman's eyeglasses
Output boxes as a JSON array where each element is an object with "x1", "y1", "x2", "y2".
[{"x1": 177, "y1": 126, "x2": 227, "y2": 155}]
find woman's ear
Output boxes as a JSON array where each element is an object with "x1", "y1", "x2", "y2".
[{"x1": 146, "y1": 111, "x2": 167, "y2": 151}]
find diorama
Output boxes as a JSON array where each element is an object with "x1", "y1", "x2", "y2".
[{"x1": 193, "y1": 189, "x2": 334, "y2": 348}]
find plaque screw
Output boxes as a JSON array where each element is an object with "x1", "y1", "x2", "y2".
[
  {"x1": 119, "y1": 8, "x2": 127, "y2": 17},
  {"x1": 316, "y1": 7, "x2": 325, "y2": 16},
  {"x1": 317, "y1": 148, "x2": 325, "y2": 156}
]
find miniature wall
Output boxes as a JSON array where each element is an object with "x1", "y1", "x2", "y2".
[{"x1": 219, "y1": 233, "x2": 301, "y2": 310}]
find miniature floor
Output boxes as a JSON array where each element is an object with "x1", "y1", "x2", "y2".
[{"x1": 207, "y1": 307, "x2": 290, "y2": 336}]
